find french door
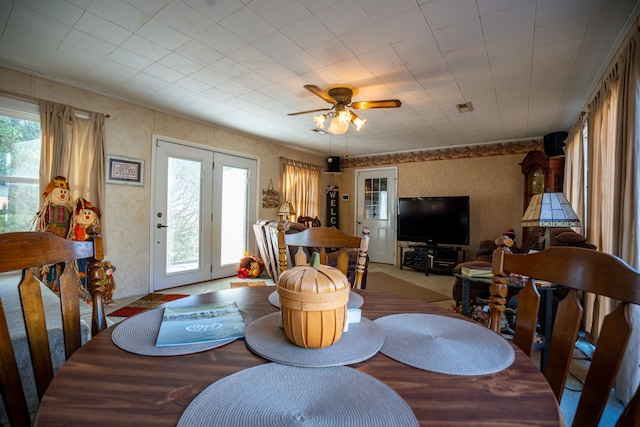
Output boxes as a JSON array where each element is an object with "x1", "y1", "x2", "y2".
[{"x1": 151, "y1": 138, "x2": 257, "y2": 291}]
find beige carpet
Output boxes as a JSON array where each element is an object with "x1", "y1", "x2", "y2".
[{"x1": 365, "y1": 272, "x2": 451, "y2": 303}]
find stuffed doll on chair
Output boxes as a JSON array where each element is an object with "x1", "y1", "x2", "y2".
[
  {"x1": 69, "y1": 197, "x2": 102, "y2": 301},
  {"x1": 34, "y1": 176, "x2": 74, "y2": 292}
]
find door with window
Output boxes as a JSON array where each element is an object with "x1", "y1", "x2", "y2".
[
  {"x1": 355, "y1": 168, "x2": 397, "y2": 264},
  {"x1": 152, "y1": 139, "x2": 257, "y2": 291}
]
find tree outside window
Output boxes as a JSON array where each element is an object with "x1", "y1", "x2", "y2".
[{"x1": 0, "y1": 114, "x2": 41, "y2": 232}]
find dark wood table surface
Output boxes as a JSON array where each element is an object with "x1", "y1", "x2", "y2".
[{"x1": 36, "y1": 287, "x2": 562, "y2": 426}]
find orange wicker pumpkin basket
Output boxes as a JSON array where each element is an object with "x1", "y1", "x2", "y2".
[{"x1": 277, "y1": 253, "x2": 350, "y2": 348}]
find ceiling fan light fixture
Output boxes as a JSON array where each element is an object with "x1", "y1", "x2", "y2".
[
  {"x1": 313, "y1": 114, "x2": 327, "y2": 128},
  {"x1": 350, "y1": 111, "x2": 366, "y2": 131},
  {"x1": 328, "y1": 113, "x2": 349, "y2": 135}
]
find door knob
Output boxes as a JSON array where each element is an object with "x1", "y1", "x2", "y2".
[{"x1": 157, "y1": 223, "x2": 169, "y2": 229}]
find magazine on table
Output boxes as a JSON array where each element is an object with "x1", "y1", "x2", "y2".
[
  {"x1": 461, "y1": 266, "x2": 493, "y2": 278},
  {"x1": 155, "y1": 302, "x2": 246, "y2": 347}
]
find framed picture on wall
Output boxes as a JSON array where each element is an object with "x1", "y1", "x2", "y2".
[{"x1": 106, "y1": 155, "x2": 144, "y2": 186}]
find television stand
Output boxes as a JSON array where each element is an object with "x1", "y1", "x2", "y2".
[{"x1": 399, "y1": 243, "x2": 466, "y2": 275}]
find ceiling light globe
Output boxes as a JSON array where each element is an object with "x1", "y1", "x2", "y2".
[{"x1": 328, "y1": 116, "x2": 349, "y2": 134}]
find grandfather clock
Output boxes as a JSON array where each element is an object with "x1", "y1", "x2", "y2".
[{"x1": 520, "y1": 150, "x2": 564, "y2": 240}]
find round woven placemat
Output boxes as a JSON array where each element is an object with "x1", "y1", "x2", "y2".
[
  {"x1": 245, "y1": 312, "x2": 383, "y2": 367},
  {"x1": 268, "y1": 289, "x2": 364, "y2": 309},
  {"x1": 177, "y1": 363, "x2": 418, "y2": 427},
  {"x1": 374, "y1": 313, "x2": 515, "y2": 375},
  {"x1": 111, "y1": 308, "x2": 250, "y2": 356}
]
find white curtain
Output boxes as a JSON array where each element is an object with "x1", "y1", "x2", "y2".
[
  {"x1": 280, "y1": 157, "x2": 321, "y2": 221},
  {"x1": 39, "y1": 101, "x2": 107, "y2": 239},
  {"x1": 567, "y1": 28, "x2": 640, "y2": 404}
]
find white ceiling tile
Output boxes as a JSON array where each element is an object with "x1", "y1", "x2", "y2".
[
  {"x1": 306, "y1": 39, "x2": 353, "y2": 66},
  {"x1": 313, "y1": 0, "x2": 372, "y2": 37},
  {"x1": 155, "y1": 1, "x2": 215, "y2": 37},
  {"x1": 128, "y1": 71, "x2": 171, "y2": 90},
  {"x1": 144, "y1": 62, "x2": 186, "y2": 83},
  {"x1": 0, "y1": 0, "x2": 636, "y2": 157},
  {"x1": 63, "y1": 28, "x2": 117, "y2": 57},
  {"x1": 11, "y1": 5, "x2": 71, "y2": 40},
  {"x1": 358, "y1": 0, "x2": 419, "y2": 22},
  {"x1": 279, "y1": 50, "x2": 324, "y2": 74},
  {"x1": 326, "y1": 57, "x2": 370, "y2": 81},
  {"x1": 182, "y1": 0, "x2": 244, "y2": 22},
  {"x1": 246, "y1": 0, "x2": 310, "y2": 29},
  {"x1": 377, "y1": 8, "x2": 430, "y2": 45},
  {"x1": 158, "y1": 52, "x2": 204, "y2": 75},
  {"x1": 107, "y1": 47, "x2": 153, "y2": 70},
  {"x1": 75, "y1": 12, "x2": 132, "y2": 45},
  {"x1": 421, "y1": 0, "x2": 479, "y2": 30},
  {"x1": 175, "y1": 40, "x2": 225, "y2": 66},
  {"x1": 281, "y1": 15, "x2": 335, "y2": 50},
  {"x1": 97, "y1": 59, "x2": 139, "y2": 80},
  {"x1": 17, "y1": 0, "x2": 84, "y2": 26},
  {"x1": 219, "y1": 7, "x2": 276, "y2": 43},
  {"x1": 174, "y1": 76, "x2": 211, "y2": 93},
  {"x1": 339, "y1": 24, "x2": 390, "y2": 56},
  {"x1": 194, "y1": 22, "x2": 248, "y2": 56},
  {"x1": 136, "y1": 18, "x2": 191, "y2": 50},
  {"x1": 252, "y1": 32, "x2": 304, "y2": 61},
  {"x1": 433, "y1": 18, "x2": 483, "y2": 53},
  {"x1": 120, "y1": 34, "x2": 171, "y2": 61},
  {"x1": 87, "y1": 0, "x2": 150, "y2": 32},
  {"x1": 482, "y1": 4, "x2": 536, "y2": 42},
  {"x1": 122, "y1": 0, "x2": 173, "y2": 16}
]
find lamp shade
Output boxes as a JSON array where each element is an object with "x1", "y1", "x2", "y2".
[
  {"x1": 521, "y1": 192, "x2": 580, "y2": 228},
  {"x1": 278, "y1": 201, "x2": 296, "y2": 218}
]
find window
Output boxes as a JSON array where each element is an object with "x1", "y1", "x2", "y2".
[{"x1": 0, "y1": 98, "x2": 41, "y2": 232}]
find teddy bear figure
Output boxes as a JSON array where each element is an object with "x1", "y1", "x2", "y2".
[{"x1": 35, "y1": 176, "x2": 73, "y2": 238}]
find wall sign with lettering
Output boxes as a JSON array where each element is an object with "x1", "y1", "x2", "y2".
[{"x1": 326, "y1": 187, "x2": 339, "y2": 229}]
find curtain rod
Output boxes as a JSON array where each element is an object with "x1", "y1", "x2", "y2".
[{"x1": 0, "y1": 88, "x2": 110, "y2": 118}]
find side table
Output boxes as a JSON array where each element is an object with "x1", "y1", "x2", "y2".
[{"x1": 455, "y1": 272, "x2": 560, "y2": 372}]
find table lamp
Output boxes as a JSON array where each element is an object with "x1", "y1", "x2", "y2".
[
  {"x1": 278, "y1": 201, "x2": 295, "y2": 221},
  {"x1": 521, "y1": 191, "x2": 580, "y2": 249}
]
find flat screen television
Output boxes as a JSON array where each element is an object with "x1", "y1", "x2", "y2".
[{"x1": 397, "y1": 196, "x2": 470, "y2": 246}]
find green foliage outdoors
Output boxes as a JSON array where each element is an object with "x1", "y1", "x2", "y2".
[{"x1": 0, "y1": 115, "x2": 41, "y2": 233}]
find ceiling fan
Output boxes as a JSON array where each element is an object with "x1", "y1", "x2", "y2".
[{"x1": 288, "y1": 84, "x2": 402, "y2": 134}]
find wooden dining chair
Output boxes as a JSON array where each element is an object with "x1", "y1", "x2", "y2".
[
  {"x1": 489, "y1": 244, "x2": 640, "y2": 427},
  {"x1": 277, "y1": 225, "x2": 370, "y2": 289},
  {"x1": 0, "y1": 226, "x2": 106, "y2": 427}
]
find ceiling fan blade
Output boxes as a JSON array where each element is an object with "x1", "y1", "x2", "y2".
[
  {"x1": 350, "y1": 99, "x2": 402, "y2": 109},
  {"x1": 287, "y1": 108, "x2": 333, "y2": 116},
  {"x1": 304, "y1": 84, "x2": 337, "y2": 104}
]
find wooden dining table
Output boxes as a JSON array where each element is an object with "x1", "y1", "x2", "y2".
[{"x1": 35, "y1": 286, "x2": 562, "y2": 426}]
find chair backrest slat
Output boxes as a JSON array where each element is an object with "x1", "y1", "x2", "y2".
[
  {"x1": 490, "y1": 245, "x2": 640, "y2": 427},
  {"x1": 278, "y1": 225, "x2": 370, "y2": 289},
  {"x1": 0, "y1": 226, "x2": 106, "y2": 426}
]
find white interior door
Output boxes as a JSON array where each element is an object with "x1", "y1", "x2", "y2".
[
  {"x1": 356, "y1": 168, "x2": 397, "y2": 264},
  {"x1": 151, "y1": 139, "x2": 258, "y2": 291}
]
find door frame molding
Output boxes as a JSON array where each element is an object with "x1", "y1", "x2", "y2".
[{"x1": 149, "y1": 134, "x2": 261, "y2": 292}]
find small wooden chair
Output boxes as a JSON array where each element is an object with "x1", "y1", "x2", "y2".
[
  {"x1": 489, "y1": 244, "x2": 640, "y2": 427},
  {"x1": 277, "y1": 225, "x2": 370, "y2": 289},
  {"x1": 0, "y1": 226, "x2": 106, "y2": 427}
]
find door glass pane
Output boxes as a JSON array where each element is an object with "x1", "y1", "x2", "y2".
[
  {"x1": 363, "y1": 177, "x2": 388, "y2": 220},
  {"x1": 0, "y1": 114, "x2": 41, "y2": 232},
  {"x1": 166, "y1": 157, "x2": 202, "y2": 273},
  {"x1": 221, "y1": 166, "x2": 248, "y2": 265}
]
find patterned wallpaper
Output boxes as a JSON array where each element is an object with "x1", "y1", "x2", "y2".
[{"x1": 333, "y1": 140, "x2": 545, "y2": 260}]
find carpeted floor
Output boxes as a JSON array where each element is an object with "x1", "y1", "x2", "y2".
[{"x1": 365, "y1": 272, "x2": 451, "y2": 303}]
